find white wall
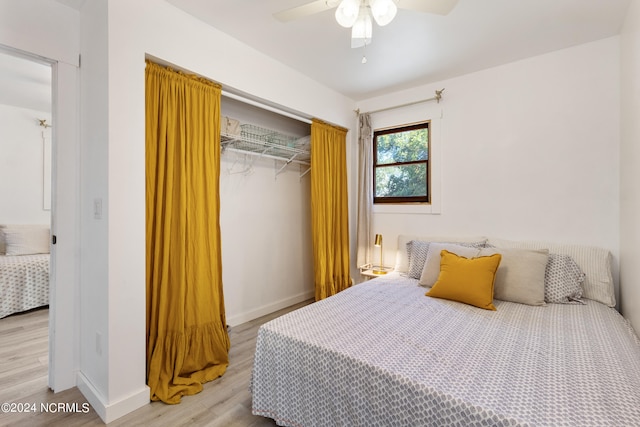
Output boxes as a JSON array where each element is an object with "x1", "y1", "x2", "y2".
[
  {"x1": 0, "y1": 0, "x2": 79, "y2": 67},
  {"x1": 356, "y1": 37, "x2": 621, "y2": 301},
  {"x1": 76, "y1": 0, "x2": 355, "y2": 422},
  {"x1": 76, "y1": 0, "x2": 111, "y2": 416},
  {"x1": 220, "y1": 157, "x2": 313, "y2": 325},
  {"x1": 620, "y1": 1, "x2": 640, "y2": 334},
  {"x1": 0, "y1": 104, "x2": 51, "y2": 225}
]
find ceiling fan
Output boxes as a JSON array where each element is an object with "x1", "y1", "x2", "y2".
[{"x1": 274, "y1": 0, "x2": 459, "y2": 48}]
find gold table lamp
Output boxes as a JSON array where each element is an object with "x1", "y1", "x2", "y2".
[{"x1": 373, "y1": 234, "x2": 387, "y2": 274}]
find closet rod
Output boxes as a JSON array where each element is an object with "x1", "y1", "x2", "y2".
[
  {"x1": 355, "y1": 88, "x2": 445, "y2": 116},
  {"x1": 222, "y1": 147, "x2": 310, "y2": 167},
  {"x1": 221, "y1": 90, "x2": 312, "y2": 125}
]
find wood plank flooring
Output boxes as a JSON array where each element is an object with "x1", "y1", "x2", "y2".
[{"x1": 0, "y1": 301, "x2": 311, "y2": 426}]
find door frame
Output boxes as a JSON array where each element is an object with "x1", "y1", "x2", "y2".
[{"x1": 48, "y1": 58, "x2": 80, "y2": 391}]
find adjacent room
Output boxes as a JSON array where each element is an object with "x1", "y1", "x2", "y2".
[
  {"x1": 0, "y1": 51, "x2": 52, "y2": 413},
  {"x1": 1, "y1": 0, "x2": 639, "y2": 425}
]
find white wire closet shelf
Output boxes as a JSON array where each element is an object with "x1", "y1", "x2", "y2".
[{"x1": 221, "y1": 123, "x2": 311, "y2": 172}]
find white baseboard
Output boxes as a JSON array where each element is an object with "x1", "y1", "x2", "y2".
[
  {"x1": 226, "y1": 290, "x2": 314, "y2": 327},
  {"x1": 77, "y1": 373, "x2": 149, "y2": 424}
]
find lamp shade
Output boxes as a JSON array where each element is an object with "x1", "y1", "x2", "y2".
[
  {"x1": 370, "y1": 0, "x2": 397, "y2": 26},
  {"x1": 335, "y1": 0, "x2": 361, "y2": 28},
  {"x1": 374, "y1": 234, "x2": 383, "y2": 246}
]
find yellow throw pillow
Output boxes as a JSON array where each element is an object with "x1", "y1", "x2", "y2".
[{"x1": 426, "y1": 250, "x2": 502, "y2": 311}]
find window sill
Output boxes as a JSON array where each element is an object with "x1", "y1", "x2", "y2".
[{"x1": 373, "y1": 203, "x2": 441, "y2": 215}]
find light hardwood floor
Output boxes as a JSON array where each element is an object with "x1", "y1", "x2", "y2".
[{"x1": 0, "y1": 301, "x2": 311, "y2": 426}]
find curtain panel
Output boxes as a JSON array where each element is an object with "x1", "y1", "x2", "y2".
[
  {"x1": 356, "y1": 113, "x2": 373, "y2": 268},
  {"x1": 310, "y1": 119, "x2": 351, "y2": 300},
  {"x1": 145, "y1": 61, "x2": 230, "y2": 404}
]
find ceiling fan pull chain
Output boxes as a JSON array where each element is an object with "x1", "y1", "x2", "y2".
[{"x1": 362, "y1": 42, "x2": 368, "y2": 64}]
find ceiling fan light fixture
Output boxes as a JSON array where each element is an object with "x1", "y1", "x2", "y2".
[
  {"x1": 370, "y1": 0, "x2": 397, "y2": 26},
  {"x1": 350, "y1": 9, "x2": 372, "y2": 48},
  {"x1": 335, "y1": 0, "x2": 361, "y2": 28}
]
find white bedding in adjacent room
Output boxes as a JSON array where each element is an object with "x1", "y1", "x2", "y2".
[
  {"x1": 251, "y1": 273, "x2": 640, "y2": 426},
  {"x1": 0, "y1": 254, "x2": 49, "y2": 318}
]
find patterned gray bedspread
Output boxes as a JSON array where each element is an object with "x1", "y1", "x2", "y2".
[
  {"x1": 251, "y1": 274, "x2": 640, "y2": 426},
  {"x1": 0, "y1": 254, "x2": 49, "y2": 318}
]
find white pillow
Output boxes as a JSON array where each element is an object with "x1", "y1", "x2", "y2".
[
  {"x1": 3, "y1": 226, "x2": 50, "y2": 256},
  {"x1": 419, "y1": 243, "x2": 481, "y2": 287},
  {"x1": 487, "y1": 238, "x2": 615, "y2": 307},
  {"x1": 0, "y1": 224, "x2": 49, "y2": 255},
  {"x1": 479, "y1": 247, "x2": 548, "y2": 306},
  {"x1": 395, "y1": 234, "x2": 487, "y2": 273}
]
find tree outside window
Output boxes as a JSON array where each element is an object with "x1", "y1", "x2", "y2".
[{"x1": 374, "y1": 122, "x2": 429, "y2": 204}]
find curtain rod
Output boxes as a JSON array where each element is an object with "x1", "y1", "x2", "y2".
[
  {"x1": 221, "y1": 90, "x2": 312, "y2": 125},
  {"x1": 354, "y1": 88, "x2": 445, "y2": 116}
]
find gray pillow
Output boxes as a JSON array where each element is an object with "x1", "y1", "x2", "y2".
[
  {"x1": 406, "y1": 241, "x2": 431, "y2": 279},
  {"x1": 545, "y1": 253, "x2": 585, "y2": 304}
]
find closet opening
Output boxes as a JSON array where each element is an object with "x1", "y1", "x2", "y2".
[{"x1": 219, "y1": 94, "x2": 315, "y2": 326}]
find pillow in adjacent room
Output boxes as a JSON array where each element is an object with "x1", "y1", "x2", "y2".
[
  {"x1": 419, "y1": 243, "x2": 481, "y2": 287},
  {"x1": 426, "y1": 250, "x2": 502, "y2": 311},
  {"x1": 545, "y1": 253, "x2": 585, "y2": 303},
  {"x1": 3, "y1": 226, "x2": 50, "y2": 256},
  {"x1": 479, "y1": 247, "x2": 548, "y2": 306},
  {"x1": 0, "y1": 224, "x2": 49, "y2": 255}
]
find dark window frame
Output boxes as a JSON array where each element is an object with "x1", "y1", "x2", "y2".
[{"x1": 373, "y1": 121, "x2": 430, "y2": 204}]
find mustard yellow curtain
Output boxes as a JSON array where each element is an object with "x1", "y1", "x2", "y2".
[
  {"x1": 145, "y1": 61, "x2": 230, "y2": 404},
  {"x1": 310, "y1": 119, "x2": 351, "y2": 300}
]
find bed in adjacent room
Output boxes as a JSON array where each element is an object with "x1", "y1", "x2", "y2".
[
  {"x1": 0, "y1": 225, "x2": 50, "y2": 318},
  {"x1": 250, "y1": 236, "x2": 640, "y2": 426}
]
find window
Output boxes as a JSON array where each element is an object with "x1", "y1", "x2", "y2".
[{"x1": 373, "y1": 121, "x2": 429, "y2": 204}]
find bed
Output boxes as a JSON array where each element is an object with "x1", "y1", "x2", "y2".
[
  {"x1": 250, "y1": 236, "x2": 640, "y2": 426},
  {"x1": 0, "y1": 225, "x2": 50, "y2": 318}
]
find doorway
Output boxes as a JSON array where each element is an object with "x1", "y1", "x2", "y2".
[
  {"x1": 0, "y1": 49, "x2": 52, "y2": 396},
  {"x1": 0, "y1": 45, "x2": 80, "y2": 393}
]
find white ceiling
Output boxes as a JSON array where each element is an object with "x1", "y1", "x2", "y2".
[
  {"x1": 166, "y1": 0, "x2": 631, "y2": 100},
  {"x1": 0, "y1": 0, "x2": 631, "y2": 111}
]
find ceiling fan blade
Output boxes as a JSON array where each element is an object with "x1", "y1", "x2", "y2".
[
  {"x1": 396, "y1": 0, "x2": 459, "y2": 16},
  {"x1": 274, "y1": 0, "x2": 341, "y2": 22}
]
